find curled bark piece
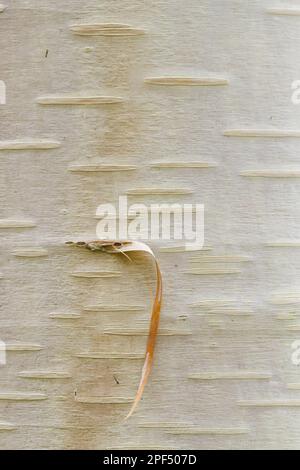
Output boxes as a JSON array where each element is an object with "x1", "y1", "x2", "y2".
[{"x1": 66, "y1": 240, "x2": 162, "y2": 419}]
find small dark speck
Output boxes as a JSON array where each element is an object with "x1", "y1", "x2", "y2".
[
  {"x1": 175, "y1": 264, "x2": 178, "y2": 268},
  {"x1": 45, "y1": 49, "x2": 49, "y2": 58},
  {"x1": 74, "y1": 390, "x2": 77, "y2": 397},
  {"x1": 113, "y1": 375, "x2": 120, "y2": 385}
]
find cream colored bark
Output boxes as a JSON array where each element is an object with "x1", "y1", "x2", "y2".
[{"x1": 1, "y1": 0, "x2": 300, "y2": 450}]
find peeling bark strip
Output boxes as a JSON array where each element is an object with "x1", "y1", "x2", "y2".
[
  {"x1": 185, "y1": 267, "x2": 241, "y2": 275},
  {"x1": 150, "y1": 161, "x2": 217, "y2": 169},
  {"x1": 224, "y1": 129, "x2": 300, "y2": 138},
  {"x1": 159, "y1": 245, "x2": 212, "y2": 253},
  {"x1": 188, "y1": 371, "x2": 272, "y2": 380},
  {"x1": 5, "y1": 343, "x2": 43, "y2": 352},
  {"x1": 69, "y1": 164, "x2": 137, "y2": 173},
  {"x1": 166, "y1": 427, "x2": 249, "y2": 436},
  {"x1": 67, "y1": 240, "x2": 162, "y2": 419},
  {"x1": 70, "y1": 270, "x2": 121, "y2": 278},
  {"x1": 75, "y1": 352, "x2": 144, "y2": 360},
  {"x1": 241, "y1": 170, "x2": 300, "y2": 178},
  {"x1": 138, "y1": 423, "x2": 249, "y2": 435},
  {"x1": 12, "y1": 248, "x2": 48, "y2": 258},
  {"x1": 70, "y1": 23, "x2": 145, "y2": 37},
  {"x1": 49, "y1": 312, "x2": 81, "y2": 320},
  {"x1": 265, "y1": 240, "x2": 300, "y2": 247},
  {"x1": 0, "y1": 422, "x2": 16, "y2": 431},
  {"x1": 83, "y1": 304, "x2": 143, "y2": 313},
  {"x1": 0, "y1": 140, "x2": 61, "y2": 150},
  {"x1": 267, "y1": 8, "x2": 300, "y2": 16},
  {"x1": 0, "y1": 219, "x2": 36, "y2": 229},
  {"x1": 36, "y1": 95, "x2": 124, "y2": 105},
  {"x1": 75, "y1": 396, "x2": 133, "y2": 404},
  {"x1": 18, "y1": 371, "x2": 71, "y2": 379},
  {"x1": 103, "y1": 328, "x2": 190, "y2": 336},
  {"x1": 126, "y1": 188, "x2": 193, "y2": 195},
  {"x1": 145, "y1": 77, "x2": 228, "y2": 86},
  {"x1": 239, "y1": 400, "x2": 300, "y2": 407},
  {"x1": 0, "y1": 392, "x2": 47, "y2": 401}
]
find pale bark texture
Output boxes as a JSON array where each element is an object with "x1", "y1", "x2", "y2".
[{"x1": 1, "y1": 0, "x2": 300, "y2": 450}]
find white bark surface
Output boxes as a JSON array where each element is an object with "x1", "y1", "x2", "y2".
[{"x1": 1, "y1": 0, "x2": 300, "y2": 450}]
